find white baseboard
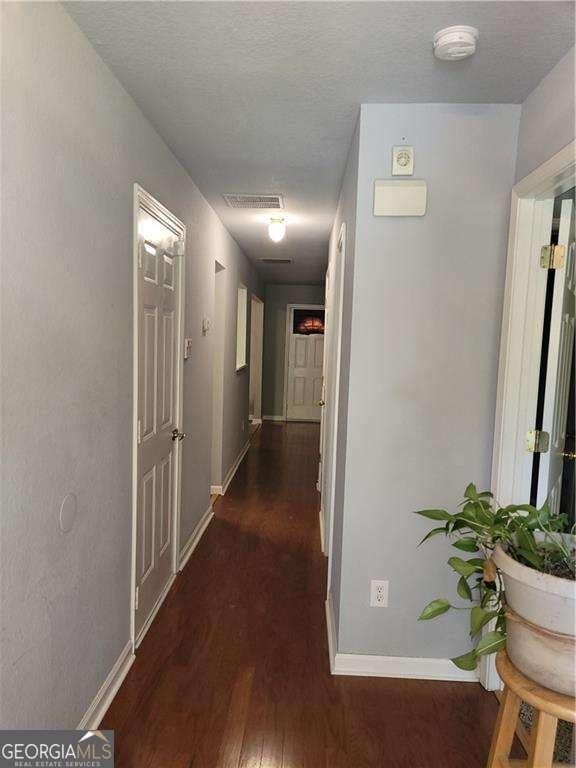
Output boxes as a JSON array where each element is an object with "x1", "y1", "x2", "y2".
[
  {"x1": 179, "y1": 503, "x2": 214, "y2": 572},
  {"x1": 250, "y1": 418, "x2": 262, "y2": 425},
  {"x1": 135, "y1": 573, "x2": 176, "y2": 649},
  {"x1": 221, "y1": 439, "x2": 250, "y2": 495},
  {"x1": 77, "y1": 641, "x2": 135, "y2": 730},
  {"x1": 262, "y1": 415, "x2": 285, "y2": 422},
  {"x1": 333, "y1": 653, "x2": 479, "y2": 681},
  {"x1": 325, "y1": 595, "x2": 477, "y2": 682},
  {"x1": 319, "y1": 507, "x2": 326, "y2": 555},
  {"x1": 210, "y1": 484, "x2": 223, "y2": 495},
  {"x1": 325, "y1": 594, "x2": 337, "y2": 673}
]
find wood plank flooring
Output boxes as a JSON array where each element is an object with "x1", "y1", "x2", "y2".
[{"x1": 103, "y1": 422, "x2": 509, "y2": 767}]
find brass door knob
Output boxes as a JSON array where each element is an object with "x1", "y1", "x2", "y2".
[
  {"x1": 171, "y1": 428, "x2": 186, "y2": 442},
  {"x1": 318, "y1": 400, "x2": 325, "y2": 406},
  {"x1": 561, "y1": 451, "x2": 576, "y2": 460}
]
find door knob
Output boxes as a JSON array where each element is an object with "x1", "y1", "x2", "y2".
[
  {"x1": 561, "y1": 451, "x2": 576, "y2": 460},
  {"x1": 171, "y1": 428, "x2": 186, "y2": 442},
  {"x1": 318, "y1": 400, "x2": 325, "y2": 406}
]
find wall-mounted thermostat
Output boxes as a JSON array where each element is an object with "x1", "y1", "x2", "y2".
[{"x1": 392, "y1": 146, "x2": 414, "y2": 176}]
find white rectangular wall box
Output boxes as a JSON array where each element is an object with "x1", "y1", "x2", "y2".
[{"x1": 373, "y1": 179, "x2": 427, "y2": 217}]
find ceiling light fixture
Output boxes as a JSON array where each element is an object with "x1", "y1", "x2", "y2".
[
  {"x1": 433, "y1": 26, "x2": 479, "y2": 61},
  {"x1": 268, "y1": 217, "x2": 286, "y2": 243}
]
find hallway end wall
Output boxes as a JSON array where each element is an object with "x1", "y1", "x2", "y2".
[
  {"x1": 0, "y1": 2, "x2": 260, "y2": 728},
  {"x1": 336, "y1": 103, "x2": 520, "y2": 660},
  {"x1": 262, "y1": 283, "x2": 325, "y2": 420}
]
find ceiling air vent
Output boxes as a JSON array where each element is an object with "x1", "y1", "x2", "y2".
[
  {"x1": 260, "y1": 258, "x2": 292, "y2": 264},
  {"x1": 223, "y1": 193, "x2": 284, "y2": 210}
]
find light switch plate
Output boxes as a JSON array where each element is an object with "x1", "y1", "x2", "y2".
[{"x1": 392, "y1": 146, "x2": 414, "y2": 176}]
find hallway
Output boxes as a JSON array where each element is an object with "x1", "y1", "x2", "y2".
[{"x1": 103, "y1": 423, "x2": 504, "y2": 768}]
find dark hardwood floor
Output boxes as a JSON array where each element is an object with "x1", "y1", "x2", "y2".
[{"x1": 103, "y1": 422, "x2": 507, "y2": 767}]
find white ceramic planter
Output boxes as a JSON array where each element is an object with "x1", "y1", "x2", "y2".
[{"x1": 493, "y1": 545, "x2": 576, "y2": 695}]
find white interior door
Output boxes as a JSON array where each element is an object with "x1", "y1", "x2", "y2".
[
  {"x1": 537, "y1": 191, "x2": 575, "y2": 514},
  {"x1": 285, "y1": 304, "x2": 324, "y2": 422},
  {"x1": 134, "y1": 196, "x2": 185, "y2": 645}
]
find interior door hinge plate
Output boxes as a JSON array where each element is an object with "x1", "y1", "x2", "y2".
[
  {"x1": 540, "y1": 244, "x2": 566, "y2": 269},
  {"x1": 135, "y1": 586, "x2": 139, "y2": 610},
  {"x1": 525, "y1": 429, "x2": 549, "y2": 454}
]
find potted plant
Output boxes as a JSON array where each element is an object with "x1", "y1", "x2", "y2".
[{"x1": 415, "y1": 483, "x2": 575, "y2": 695}]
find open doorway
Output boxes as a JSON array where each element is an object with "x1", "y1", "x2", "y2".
[
  {"x1": 284, "y1": 304, "x2": 325, "y2": 422},
  {"x1": 211, "y1": 261, "x2": 226, "y2": 494},
  {"x1": 249, "y1": 294, "x2": 264, "y2": 431}
]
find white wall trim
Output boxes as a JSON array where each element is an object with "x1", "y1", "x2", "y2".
[
  {"x1": 319, "y1": 507, "x2": 326, "y2": 555},
  {"x1": 178, "y1": 503, "x2": 214, "y2": 572},
  {"x1": 325, "y1": 593, "x2": 476, "y2": 682},
  {"x1": 217, "y1": 439, "x2": 251, "y2": 496},
  {"x1": 325, "y1": 594, "x2": 337, "y2": 673},
  {"x1": 262, "y1": 414, "x2": 285, "y2": 422},
  {"x1": 250, "y1": 418, "x2": 263, "y2": 426},
  {"x1": 332, "y1": 653, "x2": 479, "y2": 682},
  {"x1": 77, "y1": 641, "x2": 135, "y2": 730},
  {"x1": 135, "y1": 573, "x2": 176, "y2": 649}
]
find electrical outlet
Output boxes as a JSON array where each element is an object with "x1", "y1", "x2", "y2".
[{"x1": 370, "y1": 580, "x2": 389, "y2": 607}]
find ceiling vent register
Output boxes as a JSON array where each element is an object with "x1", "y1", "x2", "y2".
[{"x1": 223, "y1": 194, "x2": 284, "y2": 210}]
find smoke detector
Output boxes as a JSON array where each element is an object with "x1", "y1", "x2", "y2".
[{"x1": 433, "y1": 26, "x2": 479, "y2": 61}]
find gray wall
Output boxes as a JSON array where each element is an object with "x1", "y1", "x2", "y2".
[
  {"x1": 262, "y1": 283, "x2": 325, "y2": 419},
  {"x1": 1, "y1": 2, "x2": 260, "y2": 728},
  {"x1": 515, "y1": 46, "x2": 575, "y2": 182},
  {"x1": 335, "y1": 104, "x2": 520, "y2": 657}
]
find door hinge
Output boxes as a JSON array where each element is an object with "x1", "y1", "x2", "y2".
[
  {"x1": 137, "y1": 419, "x2": 142, "y2": 444},
  {"x1": 172, "y1": 239, "x2": 185, "y2": 257},
  {"x1": 525, "y1": 429, "x2": 549, "y2": 454},
  {"x1": 540, "y1": 244, "x2": 566, "y2": 269},
  {"x1": 135, "y1": 586, "x2": 139, "y2": 610}
]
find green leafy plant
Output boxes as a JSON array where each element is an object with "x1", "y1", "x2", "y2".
[{"x1": 415, "y1": 483, "x2": 575, "y2": 671}]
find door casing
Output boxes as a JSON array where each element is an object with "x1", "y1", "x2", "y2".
[
  {"x1": 484, "y1": 141, "x2": 575, "y2": 690},
  {"x1": 283, "y1": 303, "x2": 325, "y2": 421},
  {"x1": 321, "y1": 223, "x2": 346, "y2": 571},
  {"x1": 131, "y1": 184, "x2": 186, "y2": 650}
]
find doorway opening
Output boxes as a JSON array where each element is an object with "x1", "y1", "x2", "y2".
[
  {"x1": 486, "y1": 142, "x2": 575, "y2": 690},
  {"x1": 284, "y1": 304, "x2": 325, "y2": 422},
  {"x1": 131, "y1": 185, "x2": 186, "y2": 649},
  {"x1": 211, "y1": 261, "x2": 226, "y2": 494},
  {"x1": 249, "y1": 294, "x2": 264, "y2": 431}
]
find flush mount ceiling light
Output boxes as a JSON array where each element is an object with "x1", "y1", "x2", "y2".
[
  {"x1": 433, "y1": 26, "x2": 479, "y2": 61},
  {"x1": 268, "y1": 217, "x2": 286, "y2": 243}
]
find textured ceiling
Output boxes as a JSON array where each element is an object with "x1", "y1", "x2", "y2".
[{"x1": 66, "y1": 1, "x2": 574, "y2": 283}]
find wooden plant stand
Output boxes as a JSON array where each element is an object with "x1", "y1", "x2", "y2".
[{"x1": 487, "y1": 651, "x2": 575, "y2": 768}]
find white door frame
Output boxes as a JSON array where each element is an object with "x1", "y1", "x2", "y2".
[
  {"x1": 249, "y1": 294, "x2": 264, "y2": 424},
  {"x1": 131, "y1": 184, "x2": 186, "y2": 650},
  {"x1": 482, "y1": 141, "x2": 575, "y2": 689},
  {"x1": 283, "y1": 303, "x2": 325, "y2": 421},
  {"x1": 324, "y1": 223, "x2": 346, "y2": 578}
]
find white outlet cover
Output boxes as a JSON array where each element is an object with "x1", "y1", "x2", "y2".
[{"x1": 370, "y1": 579, "x2": 389, "y2": 607}]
